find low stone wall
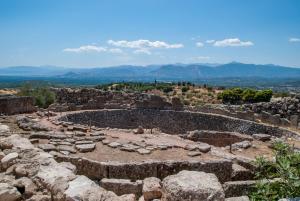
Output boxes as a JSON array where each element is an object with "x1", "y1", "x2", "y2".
[
  {"x1": 55, "y1": 155, "x2": 232, "y2": 183},
  {"x1": 60, "y1": 109, "x2": 298, "y2": 137},
  {"x1": 0, "y1": 95, "x2": 36, "y2": 115}
]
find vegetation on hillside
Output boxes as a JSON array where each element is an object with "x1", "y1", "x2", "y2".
[
  {"x1": 17, "y1": 83, "x2": 55, "y2": 108},
  {"x1": 217, "y1": 88, "x2": 273, "y2": 104},
  {"x1": 250, "y1": 141, "x2": 300, "y2": 200}
]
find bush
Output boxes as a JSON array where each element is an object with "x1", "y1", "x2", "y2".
[
  {"x1": 18, "y1": 84, "x2": 55, "y2": 108},
  {"x1": 242, "y1": 89, "x2": 257, "y2": 103},
  {"x1": 181, "y1": 86, "x2": 189, "y2": 93},
  {"x1": 217, "y1": 88, "x2": 243, "y2": 104},
  {"x1": 218, "y1": 88, "x2": 273, "y2": 104},
  {"x1": 254, "y1": 89, "x2": 273, "y2": 102},
  {"x1": 250, "y1": 141, "x2": 300, "y2": 200}
]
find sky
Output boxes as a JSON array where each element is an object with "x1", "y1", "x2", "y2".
[{"x1": 0, "y1": 0, "x2": 300, "y2": 68}]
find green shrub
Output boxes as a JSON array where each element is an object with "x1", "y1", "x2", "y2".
[
  {"x1": 217, "y1": 88, "x2": 243, "y2": 104},
  {"x1": 250, "y1": 141, "x2": 300, "y2": 200},
  {"x1": 181, "y1": 86, "x2": 189, "y2": 93},
  {"x1": 242, "y1": 89, "x2": 257, "y2": 103},
  {"x1": 254, "y1": 89, "x2": 273, "y2": 102},
  {"x1": 218, "y1": 88, "x2": 273, "y2": 104},
  {"x1": 18, "y1": 83, "x2": 55, "y2": 108}
]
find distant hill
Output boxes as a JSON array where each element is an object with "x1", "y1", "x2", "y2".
[{"x1": 1, "y1": 63, "x2": 300, "y2": 81}]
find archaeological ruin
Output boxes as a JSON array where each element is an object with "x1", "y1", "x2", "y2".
[{"x1": 0, "y1": 88, "x2": 300, "y2": 201}]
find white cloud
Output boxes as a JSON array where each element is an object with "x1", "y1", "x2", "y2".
[
  {"x1": 63, "y1": 45, "x2": 107, "y2": 53},
  {"x1": 108, "y1": 39, "x2": 183, "y2": 49},
  {"x1": 213, "y1": 38, "x2": 254, "y2": 47},
  {"x1": 289, "y1": 38, "x2": 300, "y2": 42},
  {"x1": 196, "y1": 42, "x2": 204, "y2": 47},
  {"x1": 206, "y1": 40, "x2": 215, "y2": 44},
  {"x1": 108, "y1": 48, "x2": 123, "y2": 53},
  {"x1": 133, "y1": 49, "x2": 152, "y2": 55}
]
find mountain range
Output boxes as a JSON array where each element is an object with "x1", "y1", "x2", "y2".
[{"x1": 1, "y1": 62, "x2": 300, "y2": 82}]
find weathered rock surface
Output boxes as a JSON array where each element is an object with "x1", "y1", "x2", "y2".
[
  {"x1": 225, "y1": 196, "x2": 250, "y2": 201},
  {"x1": 0, "y1": 183, "x2": 21, "y2": 201},
  {"x1": 252, "y1": 134, "x2": 271, "y2": 141},
  {"x1": 1, "y1": 152, "x2": 18, "y2": 169},
  {"x1": 162, "y1": 170, "x2": 225, "y2": 201},
  {"x1": 101, "y1": 178, "x2": 142, "y2": 196},
  {"x1": 75, "y1": 143, "x2": 96, "y2": 152},
  {"x1": 143, "y1": 177, "x2": 162, "y2": 201}
]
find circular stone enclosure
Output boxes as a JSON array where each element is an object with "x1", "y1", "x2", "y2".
[{"x1": 60, "y1": 109, "x2": 294, "y2": 137}]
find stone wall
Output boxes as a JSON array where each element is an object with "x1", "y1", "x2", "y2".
[
  {"x1": 0, "y1": 95, "x2": 36, "y2": 115},
  {"x1": 51, "y1": 88, "x2": 183, "y2": 111},
  {"x1": 55, "y1": 155, "x2": 233, "y2": 183},
  {"x1": 59, "y1": 109, "x2": 298, "y2": 137},
  {"x1": 243, "y1": 97, "x2": 300, "y2": 129}
]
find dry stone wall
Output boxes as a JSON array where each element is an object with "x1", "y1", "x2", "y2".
[
  {"x1": 55, "y1": 155, "x2": 233, "y2": 183},
  {"x1": 0, "y1": 95, "x2": 36, "y2": 115},
  {"x1": 51, "y1": 88, "x2": 183, "y2": 111},
  {"x1": 60, "y1": 109, "x2": 297, "y2": 137}
]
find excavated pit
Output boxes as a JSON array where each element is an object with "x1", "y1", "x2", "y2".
[{"x1": 60, "y1": 109, "x2": 294, "y2": 136}]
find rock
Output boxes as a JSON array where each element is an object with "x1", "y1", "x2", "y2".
[
  {"x1": 0, "y1": 140, "x2": 13, "y2": 149},
  {"x1": 232, "y1": 141, "x2": 252, "y2": 150},
  {"x1": 90, "y1": 132, "x2": 105, "y2": 136},
  {"x1": 1, "y1": 152, "x2": 18, "y2": 169},
  {"x1": 0, "y1": 124, "x2": 10, "y2": 133},
  {"x1": 143, "y1": 177, "x2": 162, "y2": 201},
  {"x1": 0, "y1": 183, "x2": 21, "y2": 201},
  {"x1": 137, "y1": 148, "x2": 151, "y2": 155},
  {"x1": 13, "y1": 177, "x2": 37, "y2": 198},
  {"x1": 134, "y1": 126, "x2": 144, "y2": 134},
  {"x1": 36, "y1": 159, "x2": 76, "y2": 189},
  {"x1": 30, "y1": 139, "x2": 39, "y2": 144},
  {"x1": 231, "y1": 164, "x2": 254, "y2": 181},
  {"x1": 101, "y1": 178, "x2": 142, "y2": 196},
  {"x1": 223, "y1": 180, "x2": 256, "y2": 198},
  {"x1": 75, "y1": 143, "x2": 96, "y2": 152},
  {"x1": 108, "y1": 142, "x2": 121, "y2": 148},
  {"x1": 83, "y1": 188, "x2": 136, "y2": 201},
  {"x1": 0, "y1": 152, "x2": 5, "y2": 160},
  {"x1": 5, "y1": 134, "x2": 35, "y2": 149},
  {"x1": 14, "y1": 164, "x2": 28, "y2": 177},
  {"x1": 38, "y1": 144, "x2": 56, "y2": 152},
  {"x1": 184, "y1": 144, "x2": 198, "y2": 151},
  {"x1": 121, "y1": 144, "x2": 140, "y2": 152},
  {"x1": 75, "y1": 140, "x2": 94, "y2": 145},
  {"x1": 197, "y1": 143, "x2": 211, "y2": 153},
  {"x1": 59, "y1": 162, "x2": 77, "y2": 173},
  {"x1": 26, "y1": 194, "x2": 51, "y2": 201},
  {"x1": 187, "y1": 151, "x2": 202, "y2": 157},
  {"x1": 57, "y1": 145, "x2": 77, "y2": 154},
  {"x1": 162, "y1": 170, "x2": 225, "y2": 201},
  {"x1": 102, "y1": 139, "x2": 110, "y2": 145},
  {"x1": 64, "y1": 175, "x2": 99, "y2": 201},
  {"x1": 252, "y1": 134, "x2": 271, "y2": 142},
  {"x1": 225, "y1": 196, "x2": 250, "y2": 201}
]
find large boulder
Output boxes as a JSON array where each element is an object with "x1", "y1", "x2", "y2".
[
  {"x1": 4, "y1": 134, "x2": 34, "y2": 149},
  {"x1": 64, "y1": 175, "x2": 99, "y2": 201},
  {"x1": 161, "y1": 170, "x2": 225, "y2": 201}
]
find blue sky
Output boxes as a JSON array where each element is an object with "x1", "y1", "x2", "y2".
[{"x1": 0, "y1": 0, "x2": 300, "y2": 67}]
